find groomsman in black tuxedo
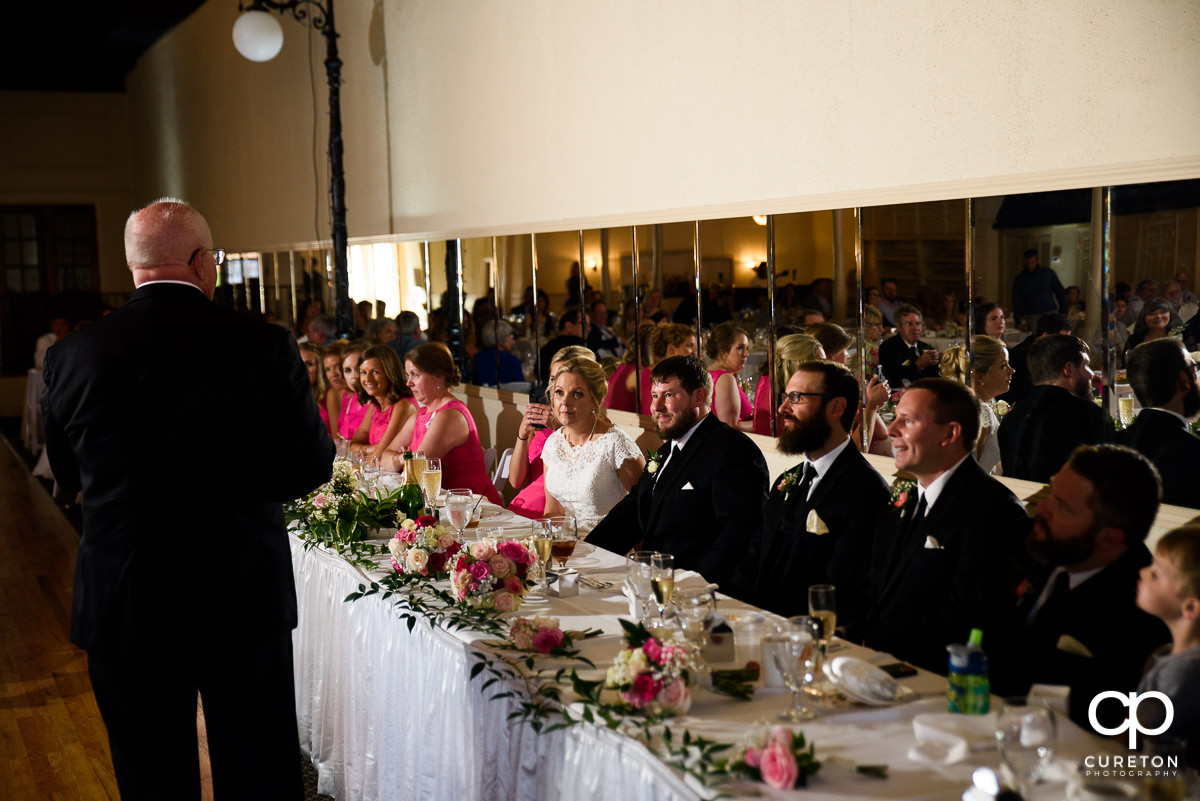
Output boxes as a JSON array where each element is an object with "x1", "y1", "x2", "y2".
[
  {"x1": 43, "y1": 199, "x2": 334, "y2": 799},
  {"x1": 589, "y1": 355, "x2": 769, "y2": 584},
  {"x1": 877, "y1": 304, "x2": 941, "y2": 387},
  {"x1": 727, "y1": 361, "x2": 888, "y2": 630},
  {"x1": 991, "y1": 445, "x2": 1169, "y2": 727},
  {"x1": 863, "y1": 378, "x2": 1029, "y2": 672},
  {"x1": 1117, "y1": 339, "x2": 1200, "y2": 509}
]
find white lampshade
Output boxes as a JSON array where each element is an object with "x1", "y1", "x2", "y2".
[{"x1": 232, "y1": 10, "x2": 285, "y2": 62}]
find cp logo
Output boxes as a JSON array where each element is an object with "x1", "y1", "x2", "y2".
[{"x1": 1088, "y1": 691, "x2": 1174, "y2": 749}]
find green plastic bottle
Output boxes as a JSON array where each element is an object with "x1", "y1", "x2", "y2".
[
  {"x1": 397, "y1": 452, "x2": 427, "y2": 521},
  {"x1": 946, "y1": 628, "x2": 990, "y2": 714}
]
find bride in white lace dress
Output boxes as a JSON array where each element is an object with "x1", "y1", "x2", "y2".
[
  {"x1": 940, "y1": 335, "x2": 1015, "y2": 476},
  {"x1": 542, "y1": 357, "x2": 645, "y2": 534}
]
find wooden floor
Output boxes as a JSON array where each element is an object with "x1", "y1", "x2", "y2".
[{"x1": 0, "y1": 437, "x2": 213, "y2": 800}]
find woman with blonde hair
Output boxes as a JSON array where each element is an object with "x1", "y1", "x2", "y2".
[
  {"x1": 541, "y1": 357, "x2": 644, "y2": 533},
  {"x1": 299, "y1": 342, "x2": 331, "y2": 436},
  {"x1": 752, "y1": 331, "x2": 820, "y2": 435},
  {"x1": 940, "y1": 334, "x2": 1014, "y2": 475},
  {"x1": 706, "y1": 321, "x2": 753, "y2": 431}
]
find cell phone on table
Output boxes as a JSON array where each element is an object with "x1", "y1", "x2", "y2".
[{"x1": 878, "y1": 661, "x2": 917, "y2": 678}]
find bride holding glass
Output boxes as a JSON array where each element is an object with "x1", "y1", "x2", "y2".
[{"x1": 542, "y1": 358, "x2": 645, "y2": 534}]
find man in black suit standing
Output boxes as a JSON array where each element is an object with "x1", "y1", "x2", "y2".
[
  {"x1": 727, "y1": 361, "x2": 888, "y2": 630},
  {"x1": 1118, "y1": 339, "x2": 1200, "y2": 508},
  {"x1": 864, "y1": 378, "x2": 1029, "y2": 672},
  {"x1": 42, "y1": 199, "x2": 334, "y2": 800},
  {"x1": 992, "y1": 445, "x2": 1169, "y2": 727},
  {"x1": 998, "y1": 334, "x2": 1106, "y2": 483},
  {"x1": 877, "y1": 304, "x2": 941, "y2": 388},
  {"x1": 589, "y1": 355, "x2": 768, "y2": 584}
]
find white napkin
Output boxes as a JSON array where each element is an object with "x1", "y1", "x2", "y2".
[{"x1": 908, "y1": 712, "x2": 998, "y2": 764}]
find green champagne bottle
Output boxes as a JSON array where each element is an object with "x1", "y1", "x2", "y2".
[{"x1": 397, "y1": 452, "x2": 426, "y2": 521}]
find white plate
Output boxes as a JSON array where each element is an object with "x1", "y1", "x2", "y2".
[{"x1": 828, "y1": 656, "x2": 917, "y2": 706}]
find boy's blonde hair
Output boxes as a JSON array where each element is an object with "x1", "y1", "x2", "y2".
[{"x1": 1156, "y1": 526, "x2": 1200, "y2": 600}]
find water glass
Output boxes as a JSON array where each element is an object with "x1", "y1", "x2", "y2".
[
  {"x1": 361, "y1": 454, "x2": 380, "y2": 493},
  {"x1": 995, "y1": 698, "x2": 1057, "y2": 796},
  {"x1": 625, "y1": 551, "x2": 657, "y2": 620},
  {"x1": 445, "y1": 489, "x2": 474, "y2": 539},
  {"x1": 675, "y1": 588, "x2": 716, "y2": 657},
  {"x1": 765, "y1": 616, "x2": 819, "y2": 721}
]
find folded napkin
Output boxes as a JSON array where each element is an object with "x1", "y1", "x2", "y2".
[{"x1": 908, "y1": 712, "x2": 998, "y2": 764}]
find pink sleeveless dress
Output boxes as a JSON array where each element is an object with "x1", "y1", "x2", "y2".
[
  {"x1": 508, "y1": 426, "x2": 552, "y2": 519},
  {"x1": 752, "y1": 374, "x2": 773, "y2": 435},
  {"x1": 339, "y1": 392, "x2": 368, "y2": 440},
  {"x1": 709, "y1": 368, "x2": 753, "y2": 424},
  {"x1": 605, "y1": 363, "x2": 639, "y2": 413},
  {"x1": 412, "y1": 399, "x2": 502, "y2": 504}
]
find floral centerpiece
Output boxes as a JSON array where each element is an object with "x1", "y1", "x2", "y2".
[
  {"x1": 450, "y1": 538, "x2": 537, "y2": 611},
  {"x1": 286, "y1": 457, "x2": 401, "y2": 563},
  {"x1": 603, "y1": 619, "x2": 694, "y2": 716},
  {"x1": 387, "y1": 514, "x2": 462, "y2": 578},
  {"x1": 721, "y1": 723, "x2": 820, "y2": 789}
]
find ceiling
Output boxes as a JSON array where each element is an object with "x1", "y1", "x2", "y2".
[{"x1": 5, "y1": 1, "x2": 206, "y2": 93}]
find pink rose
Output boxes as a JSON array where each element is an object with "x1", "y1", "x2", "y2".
[
  {"x1": 642, "y1": 637, "x2": 663, "y2": 664},
  {"x1": 313, "y1": 492, "x2": 328, "y2": 508},
  {"x1": 469, "y1": 562, "x2": 491, "y2": 581},
  {"x1": 532, "y1": 628, "x2": 564, "y2": 654},
  {"x1": 497, "y1": 540, "x2": 531, "y2": 565},
  {"x1": 503, "y1": 575, "x2": 524, "y2": 595},
  {"x1": 470, "y1": 541, "x2": 496, "y2": 560},
  {"x1": 759, "y1": 742, "x2": 799, "y2": 790},
  {"x1": 437, "y1": 532, "x2": 457, "y2": 550},
  {"x1": 656, "y1": 676, "x2": 691, "y2": 715},
  {"x1": 632, "y1": 673, "x2": 659, "y2": 703},
  {"x1": 493, "y1": 591, "x2": 518, "y2": 612},
  {"x1": 743, "y1": 747, "x2": 762, "y2": 768},
  {"x1": 487, "y1": 554, "x2": 515, "y2": 579}
]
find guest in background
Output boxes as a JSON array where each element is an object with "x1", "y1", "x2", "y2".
[
  {"x1": 1125, "y1": 297, "x2": 1181, "y2": 353},
  {"x1": 388, "y1": 310, "x2": 424, "y2": 360},
  {"x1": 1110, "y1": 298, "x2": 1131, "y2": 362},
  {"x1": 806, "y1": 323, "x2": 851, "y2": 365},
  {"x1": 605, "y1": 325, "x2": 653, "y2": 414},
  {"x1": 854, "y1": 305, "x2": 886, "y2": 378},
  {"x1": 538, "y1": 309, "x2": 587, "y2": 383},
  {"x1": 322, "y1": 341, "x2": 347, "y2": 439},
  {"x1": 642, "y1": 288, "x2": 668, "y2": 323},
  {"x1": 729, "y1": 360, "x2": 888, "y2": 629},
  {"x1": 799, "y1": 278, "x2": 833, "y2": 320},
  {"x1": 542, "y1": 358, "x2": 644, "y2": 533},
  {"x1": 706, "y1": 321, "x2": 753, "y2": 431},
  {"x1": 350, "y1": 345, "x2": 416, "y2": 461},
  {"x1": 33, "y1": 316, "x2": 71, "y2": 368},
  {"x1": 863, "y1": 378, "x2": 1029, "y2": 672},
  {"x1": 997, "y1": 312, "x2": 1071, "y2": 407},
  {"x1": 586, "y1": 298, "x2": 624, "y2": 360},
  {"x1": 471, "y1": 296, "x2": 498, "y2": 350},
  {"x1": 940, "y1": 335, "x2": 1014, "y2": 475},
  {"x1": 797, "y1": 308, "x2": 826, "y2": 327},
  {"x1": 296, "y1": 297, "x2": 323, "y2": 339},
  {"x1": 878, "y1": 304, "x2": 940, "y2": 387},
  {"x1": 1118, "y1": 339, "x2": 1200, "y2": 509},
  {"x1": 974, "y1": 302, "x2": 1007, "y2": 339},
  {"x1": 564, "y1": 262, "x2": 591, "y2": 311},
  {"x1": 866, "y1": 286, "x2": 883, "y2": 311},
  {"x1": 992, "y1": 445, "x2": 1168, "y2": 728},
  {"x1": 354, "y1": 300, "x2": 373, "y2": 337},
  {"x1": 299, "y1": 342, "x2": 331, "y2": 437},
  {"x1": 338, "y1": 341, "x2": 371, "y2": 441},
  {"x1": 472, "y1": 319, "x2": 524, "y2": 386},
  {"x1": 368, "y1": 317, "x2": 397, "y2": 346},
  {"x1": 1124, "y1": 278, "x2": 1160, "y2": 326},
  {"x1": 1011, "y1": 249, "x2": 1066, "y2": 332},
  {"x1": 998, "y1": 334, "x2": 1105, "y2": 483},
  {"x1": 939, "y1": 292, "x2": 967, "y2": 328},
  {"x1": 1163, "y1": 280, "x2": 1200, "y2": 322},
  {"x1": 751, "y1": 326, "x2": 809, "y2": 436},
  {"x1": 877, "y1": 279, "x2": 902, "y2": 326},
  {"x1": 394, "y1": 343, "x2": 502, "y2": 503},
  {"x1": 303, "y1": 314, "x2": 335, "y2": 346}
]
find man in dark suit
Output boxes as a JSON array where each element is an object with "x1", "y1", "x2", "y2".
[
  {"x1": 863, "y1": 378, "x2": 1030, "y2": 672},
  {"x1": 1117, "y1": 339, "x2": 1200, "y2": 508},
  {"x1": 42, "y1": 199, "x2": 334, "y2": 800},
  {"x1": 998, "y1": 334, "x2": 1106, "y2": 483},
  {"x1": 992, "y1": 445, "x2": 1170, "y2": 727},
  {"x1": 877, "y1": 304, "x2": 941, "y2": 387},
  {"x1": 997, "y1": 313, "x2": 1072, "y2": 407},
  {"x1": 728, "y1": 361, "x2": 888, "y2": 630},
  {"x1": 589, "y1": 355, "x2": 769, "y2": 584}
]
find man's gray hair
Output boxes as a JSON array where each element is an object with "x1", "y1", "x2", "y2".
[
  {"x1": 480, "y1": 319, "x2": 513, "y2": 349},
  {"x1": 125, "y1": 197, "x2": 210, "y2": 269}
]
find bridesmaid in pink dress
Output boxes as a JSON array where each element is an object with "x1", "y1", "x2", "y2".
[
  {"x1": 392, "y1": 343, "x2": 502, "y2": 504},
  {"x1": 322, "y1": 341, "x2": 346, "y2": 440},
  {"x1": 299, "y1": 342, "x2": 331, "y2": 437},
  {"x1": 338, "y1": 342, "x2": 370, "y2": 440},
  {"x1": 350, "y1": 345, "x2": 416, "y2": 463},
  {"x1": 706, "y1": 321, "x2": 753, "y2": 431}
]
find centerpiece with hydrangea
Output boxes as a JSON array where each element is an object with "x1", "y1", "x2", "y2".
[
  {"x1": 387, "y1": 514, "x2": 462, "y2": 579},
  {"x1": 450, "y1": 538, "x2": 538, "y2": 612},
  {"x1": 286, "y1": 457, "x2": 401, "y2": 564},
  {"x1": 603, "y1": 619, "x2": 695, "y2": 716}
]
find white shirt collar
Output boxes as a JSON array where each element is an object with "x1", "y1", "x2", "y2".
[
  {"x1": 795, "y1": 437, "x2": 850, "y2": 500},
  {"x1": 1146, "y1": 407, "x2": 1191, "y2": 427},
  {"x1": 917, "y1": 453, "x2": 971, "y2": 515},
  {"x1": 669, "y1": 412, "x2": 707, "y2": 452},
  {"x1": 137, "y1": 279, "x2": 205, "y2": 294}
]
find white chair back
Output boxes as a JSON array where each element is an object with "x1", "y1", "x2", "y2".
[
  {"x1": 483, "y1": 447, "x2": 497, "y2": 477},
  {"x1": 491, "y1": 447, "x2": 514, "y2": 492}
]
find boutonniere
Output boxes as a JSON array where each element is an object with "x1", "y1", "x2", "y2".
[
  {"x1": 805, "y1": 509, "x2": 829, "y2": 535},
  {"x1": 776, "y1": 464, "x2": 805, "y2": 501},
  {"x1": 889, "y1": 478, "x2": 917, "y2": 521},
  {"x1": 990, "y1": 399, "x2": 1010, "y2": 418},
  {"x1": 1014, "y1": 577, "x2": 1034, "y2": 606},
  {"x1": 645, "y1": 448, "x2": 663, "y2": 475}
]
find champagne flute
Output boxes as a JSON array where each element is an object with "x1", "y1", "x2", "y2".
[
  {"x1": 409, "y1": 450, "x2": 426, "y2": 484},
  {"x1": 995, "y1": 698, "x2": 1057, "y2": 797},
  {"x1": 445, "y1": 489, "x2": 473, "y2": 540},
  {"x1": 532, "y1": 521, "x2": 554, "y2": 595},
  {"x1": 546, "y1": 515, "x2": 577, "y2": 570},
  {"x1": 766, "y1": 616, "x2": 819, "y2": 721},
  {"x1": 650, "y1": 553, "x2": 675, "y2": 622},
  {"x1": 625, "y1": 551, "x2": 657, "y2": 620},
  {"x1": 808, "y1": 583, "x2": 836, "y2": 695},
  {"x1": 422, "y1": 457, "x2": 442, "y2": 507}
]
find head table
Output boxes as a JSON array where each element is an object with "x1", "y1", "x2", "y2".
[{"x1": 290, "y1": 507, "x2": 1116, "y2": 801}]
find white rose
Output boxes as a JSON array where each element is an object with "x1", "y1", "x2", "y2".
[
  {"x1": 387, "y1": 539, "x2": 405, "y2": 560},
  {"x1": 405, "y1": 549, "x2": 430, "y2": 574}
]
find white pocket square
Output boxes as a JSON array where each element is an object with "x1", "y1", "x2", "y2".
[
  {"x1": 1055, "y1": 635, "x2": 1094, "y2": 658},
  {"x1": 923, "y1": 535, "x2": 944, "y2": 550},
  {"x1": 805, "y1": 509, "x2": 829, "y2": 535},
  {"x1": 681, "y1": 482, "x2": 694, "y2": 490}
]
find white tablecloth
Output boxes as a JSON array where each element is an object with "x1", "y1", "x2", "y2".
[
  {"x1": 22, "y1": 368, "x2": 45, "y2": 453},
  {"x1": 290, "y1": 532, "x2": 1114, "y2": 801}
]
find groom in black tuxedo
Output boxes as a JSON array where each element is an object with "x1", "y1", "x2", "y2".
[
  {"x1": 727, "y1": 361, "x2": 888, "y2": 631},
  {"x1": 42, "y1": 199, "x2": 334, "y2": 800},
  {"x1": 589, "y1": 355, "x2": 768, "y2": 584}
]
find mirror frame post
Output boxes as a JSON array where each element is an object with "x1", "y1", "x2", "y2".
[
  {"x1": 1097, "y1": 186, "x2": 1115, "y2": 417},
  {"x1": 531, "y1": 233, "x2": 542, "y2": 388},
  {"x1": 288, "y1": 250, "x2": 298, "y2": 328},
  {"x1": 578, "y1": 228, "x2": 588, "y2": 320},
  {"x1": 965, "y1": 198, "x2": 976, "y2": 381},
  {"x1": 632, "y1": 225, "x2": 643, "y2": 412},
  {"x1": 766, "y1": 214, "x2": 778, "y2": 436},
  {"x1": 422, "y1": 241, "x2": 433, "y2": 333},
  {"x1": 854, "y1": 207, "x2": 870, "y2": 451},
  {"x1": 492, "y1": 236, "x2": 501, "y2": 385},
  {"x1": 693, "y1": 221, "x2": 703, "y2": 349}
]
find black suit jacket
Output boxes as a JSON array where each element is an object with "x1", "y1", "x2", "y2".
[
  {"x1": 992, "y1": 544, "x2": 1170, "y2": 727},
  {"x1": 878, "y1": 335, "x2": 939, "y2": 387},
  {"x1": 42, "y1": 283, "x2": 335, "y2": 651},
  {"x1": 727, "y1": 443, "x2": 888, "y2": 630},
  {"x1": 588, "y1": 413, "x2": 768, "y2": 584},
  {"x1": 864, "y1": 457, "x2": 1030, "y2": 672},
  {"x1": 1116, "y1": 409, "x2": 1200, "y2": 509},
  {"x1": 997, "y1": 384, "x2": 1106, "y2": 483}
]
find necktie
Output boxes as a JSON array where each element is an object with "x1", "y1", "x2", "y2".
[
  {"x1": 1028, "y1": 568, "x2": 1071, "y2": 627},
  {"x1": 793, "y1": 462, "x2": 817, "y2": 505},
  {"x1": 902, "y1": 493, "x2": 928, "y2": 544}
]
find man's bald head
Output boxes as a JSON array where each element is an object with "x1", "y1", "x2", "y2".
[{"x1": 126, "y1": 198, "x2": 216, "y2": 297}]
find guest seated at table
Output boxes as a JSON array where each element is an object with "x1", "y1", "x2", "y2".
[
  {"x1": 337, "y1": 341, "x2": 371, "y2": 441},
  {"x1": 997, "y1": 313, "x2": 1071, "y2": 406},
  {"x1": 751, "y1": 326, "x2": 807, "y2": 435},
  {"x1": 542, "y1": 358, "x2": 645, "y2": 533},
  {"x1": 590, "y1": 355, "x2": 769, "y2": 585},
  {"x1": 997, "y1": 334, "x2": 1105, "y2": 483},
  {"x1": 299, "y1": 342, "x2": 331, "y2": 437},
  {"x1": 34, "y1": 316, "x2": 71, "y2": 369},
  {"x1": 386, "y1": 310, "x2": 424, "y2": 362},
  {"x1": 940, "y1": 335, "x2": 1014, "y2": 476},
  {"x1": 991, "y1": 445, "x2": 1169, "y2": 728},
  {"x1": 605, "y1": 325, "x2": 652, "y2": 414},
  {"x1": 322, "y1": 341, "x2": 346, "y2": 439},
  {"x1": 939, "y1": 292, "x2": 967, "y2": 328},
  {"x1": 852, "y1": 305, "x2": 886, "y2": 377},
  {"x1": 642, "y1": 289, "x2": 668, "y2": 324},
  {"x1": 796, "y1": 308, "x2": 826, "y2": 327},
  {"x1": 729, "y1": 360, "x2": 888, "y2": 627},
  {"x1": 877, "y1": 304, "x2": 940, "y2": 388},
  {"x1": 586, "y1": 299, "x2": 624, "y2": 360},
  {"x1": 1110, "y1": 298, "x2": 1131, "y2": 362},
  {"x1": 368, "y1": 317, "x2": 397, "y2": 346},
  {"x1": 392, "y1": 343, "x2": 502, "y2": 503},
  {"x1": 863, "y1": 378, "x2": 1029, "y2": 673},
  {"x1": 706, "y1": 321, "x2": 753, "y2": 431},
  {"x1": 1124, "y1": 297, "x2": 1182, "y2": 353},
  {"x1": 974, "y1": 302, "x2": 1007, "y2": 339},
  {"x1": 472, "y1": 320, "x2": 524, "y2": 387},
  {"x1": 350, "y1": 345, "x2": 416, "y2": 460},
  {"x1": 538, "y1": 309, "x2": 587, "y2": 384},
  {"x1": 1117, "y1": 339, "x2": 1200, "y2": 509}
]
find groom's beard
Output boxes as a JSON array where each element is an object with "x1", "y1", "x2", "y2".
[{"x1": 657, "y1": 405, "x2": 699, "y2": 442}]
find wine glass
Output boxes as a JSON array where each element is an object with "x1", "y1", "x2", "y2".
[
  {"x1": 675, "y1": 587, "x2": 716, "y2": 666},
  {"x1": 422, "y1": 457, "x2": 442, "y2": 507},
  {"x1": 361, "y1": 453, "x2": 380, "y2": 495},
  {"x1": 650, "y1": 553, "x2": 674, "y2": 622},
  {"x1": 808, "y1": 583, "x2": 836, "y2": 694},
  {"x1": 544, "y1": 515, "x2": 577, "y2": 571},
  {"x1": 625, "y1": 551, "x2": 657, "y2": 620},
  {"x1": 531, "y1": 522, "x2": 554, "y2": 595},
  {"x1": 445, "y1": 489, "x2": 473, "y2": 541},
  {"x1": 765, "y1": 616, "x2": 819, "y2": 721},
  {"x1": 995, "y1": 698, "x2": 1057, "y2": 797}
]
